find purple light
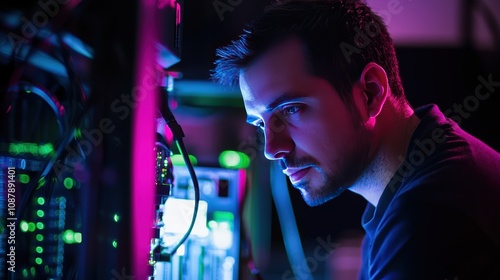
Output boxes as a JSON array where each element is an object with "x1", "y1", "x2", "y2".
[
  {"x1": 237, "y1": 169, "x2": 247, "y2": 208},
  {"x1": 132, "y1": 0, "x2": 158, "y2": 278}
]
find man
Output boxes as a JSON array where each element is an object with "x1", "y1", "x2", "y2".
[{"x1": 212, "y1": 0, "x2": 500, "y2": 279}]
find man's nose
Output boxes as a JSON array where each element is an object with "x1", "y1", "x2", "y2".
[{"x1": 263, "y1": 116, "x2": 294, "y2": 160}]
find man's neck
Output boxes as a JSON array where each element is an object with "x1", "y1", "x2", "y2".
[{"x1": 349, "y1": 102, "x2": 420, "y2": 207}]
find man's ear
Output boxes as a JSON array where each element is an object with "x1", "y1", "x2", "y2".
[{"x1": 358, "y1": 62, "x2": 389, "y2": 118}]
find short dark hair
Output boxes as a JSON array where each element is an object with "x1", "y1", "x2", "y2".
[{"x1": 212, "y1": 0, "x2": 406, "y2": 108}]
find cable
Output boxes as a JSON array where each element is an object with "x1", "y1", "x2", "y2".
[
  {"x1": 159, "y1": 87, "x2": 200, "y2": 257},
  {"x1": 270, "y1": 161, "x2": 314, "y2": 280},
  {"x1": 12, "y1": 67, "x2": 98, "y2": 236},
  {"x1": 7, "y1": 0, "x2": 90, "y2": 226},
  {"x1": 13, "y1": 64, "x2": 97, "y2": 224},
  {"x1": 167, "y1": 138, "x2": 200, "y2": 256},
  {"x1": 4, "y1": 5, "x2": 91, "y2": 279}
]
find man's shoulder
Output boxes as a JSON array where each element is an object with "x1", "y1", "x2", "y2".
[
  {"x1": 362, "y1": 104, "x2": 500, "y2": 279},
  {"x1": 396, "y1": 104, "x2": 500, "y2": 195},
  {"x1": 385, "y1": 135, "x2": 500, "y2": 247}
]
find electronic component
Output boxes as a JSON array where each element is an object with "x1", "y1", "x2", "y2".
[{"x1": 150, "y1": 166, "x2": 245, "y2": 280}]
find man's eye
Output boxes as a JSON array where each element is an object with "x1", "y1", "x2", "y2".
[{"x1": 281, "y1": 105, "x2": 300, "y2": 116}]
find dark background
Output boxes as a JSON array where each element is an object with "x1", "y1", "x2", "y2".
[{"x1": 1, "y1": 0, "x2": 498, "y2": 278}]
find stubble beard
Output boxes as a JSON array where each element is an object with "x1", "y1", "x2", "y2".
[{"x1": 295, "y1": 122, "x2": 371, "y2": 207}]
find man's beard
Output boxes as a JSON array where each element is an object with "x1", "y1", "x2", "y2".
[
  {"x1": 286, "y1": 127, "x2": 370, "y2": 206},
  {"x1": 293, "y1": 168, "x2": 348, "y2": 206}
]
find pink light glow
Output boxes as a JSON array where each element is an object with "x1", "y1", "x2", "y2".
[
  {"x1": 158, "y1": 0, "x2": 176, "y2": 9},
  {"x1": 132, "y1": 0, "x2": 158, "y2": 278},
  {"x1": 176, "y1": 2, "x2": 181, "y2": 26},
  {"x1": 237, "y1": 169, "x2": 247, "y2": 209}
]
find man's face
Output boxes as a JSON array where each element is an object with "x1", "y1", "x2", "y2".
[{"x1": 240, "y1": 38, "x2": 371, "y2": 206}]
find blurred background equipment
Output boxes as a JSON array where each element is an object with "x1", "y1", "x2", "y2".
[{"x1": 151, "y1": 165, "x2": 246, "y2": 280}]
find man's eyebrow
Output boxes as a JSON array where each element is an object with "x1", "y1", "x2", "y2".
[{"x1": 265, "y1": 93, "x2": 305, "y2": 112}]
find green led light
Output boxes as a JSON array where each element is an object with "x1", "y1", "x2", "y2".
[
  {"x1": 37, "y1": 197, "x2": 45, "y2": 205},
  {"x1": 62, "y1": 229, "x2": 75, "y2": 244},
  {"x1": 28, "y1": 222, "x2": 36, "y2": 232},
  {"x1": 113, "y1": 214, "x2": 120, "y2": 222},
  {"x1": 8, "y1": 143, "x2": 54, "y2": 157},
  {"x1": 39, "y1": 143, "x2": 54, "y2": 156},
  {"x1": 36, "y1": 210, "x2": 45, "y2": 217},
  {"x1": 214, "y1": 211, "x2": 234, "y2": 221},
  {"x1": 20, "y1": 220, "x2": 29, "y2": 232},
  {"x1": 29, "y1": 143, "x2": 38, "y2": 154},
  {"x1": 219, "y1": 150, "x2": 250, "y2": 169},
  {"x1": 30, "y1": 267, "x2": 36, "y2": 276},
  {"x1": 63, "y1": 177, "x2": 74, "y2": 189},
  {"x1": 44, "y1": 265, "x2": 50, "y2": 273},
  {"x1": 8, "y1": 143, "x2": 20, "y2": 155},
  {"x1": 74, "y1": 128, "x2": 83, "y2": 140},
  {"x1": 36, "y1": 222, "x2": 44, "y2": 230},
  {"x1": 36, "y1": 234, "x2": 44, "y2": 242},
  {"x1": 213, "y1": 211, "x2": 234, "y2": 229},
  {"x1": 171, "y1": 154, "x2": 198, "y2": 166},
  {"x1": 74, "y1": 232, "x2": 82, "y2": 243},
  {"x1": 170, "y1": 154, "x2": 183, "y2": 165},
  {"x1": 35, "y1": 257, "x2": 43, "y2": 265},
  {"x1": 35, "y1": 246, "x2": 43, "y2": 254},
  {"x1": 38, "y1": 177, "x2": 46, "y2": 188},
  {"x1": 19, "y1": 174, "x2": 30, "y2": 184},
  {"x1": 112, "y1": 240, "x2": 118, "y2": 248}
]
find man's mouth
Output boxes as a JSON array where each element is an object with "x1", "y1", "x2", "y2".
[{"x1": 283, "y1": 167, "x2": 311, "y2": 183}]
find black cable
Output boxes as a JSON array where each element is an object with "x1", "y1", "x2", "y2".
[
  {"x1": 13, "y1": 72, "x2": 95, "y2": 223},
  {"x1": 270, "y1": 161, "x2": 313, "y2": 280},
  {"x1": 13, "y1": 61, "x2": 98, "y2": 228},
  {"x1": 167, "y1": 138, "x2": 200, "y2": 256},
  {"x1": 159, "y1": 88, "x2": 200, "y2": 256},
  {"x1": 9, "y1": 84, "x2": 97, "y2": 280},
  {"x1": 57, "y1": 31, "x2": 88, "y2": 109},
  {"x1": 7, "y1": 0, "x2": 87, "y2": 224},
  {"x1": 15, "y1": 126, "x2": 73, "y2": 221}
]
